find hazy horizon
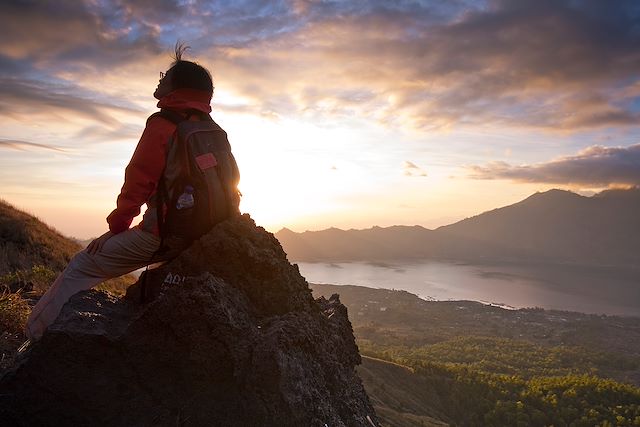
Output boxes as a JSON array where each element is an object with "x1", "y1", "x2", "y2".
[{"x1": 5, "y1": 186, "x2": 618, "y2": 240}]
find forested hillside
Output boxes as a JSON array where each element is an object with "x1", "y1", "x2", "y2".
[{"x1": 312, "y1": 284, "x2": 640, "y2": 426}]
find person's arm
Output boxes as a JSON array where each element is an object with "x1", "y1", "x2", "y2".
[{"x1": 106, "y1": 117, "x2": 175, "y2": 234}]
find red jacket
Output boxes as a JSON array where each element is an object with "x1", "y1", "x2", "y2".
[{"x1": 106, "y1": 88, "x2": 212, "y2": 235}]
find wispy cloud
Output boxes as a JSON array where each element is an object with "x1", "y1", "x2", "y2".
[
  {"x1": 0, "y1": 139, "x2": 66, "y2": 152},
  {"x1": 403, "y1": 161, "x2": 428, "y2": 177},
  {"x1": 468, "y1": 143, "x2": 640, "y2": 187},
  {"x1": 0, "y1": 75, "x2": 142, "y2": 125}
]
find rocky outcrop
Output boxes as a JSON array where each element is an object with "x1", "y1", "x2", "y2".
[{"x1": 0, "y1": 215, "x2": 378, "y2": 427}]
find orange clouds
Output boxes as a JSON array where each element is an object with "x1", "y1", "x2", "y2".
[
  {"x1": 1, "y1": 0, "x2": 640, "y2": 237},
  {"x1": 468, "y1": 143, "x2": 640, "y2": 187},
  {"x1": 2, "y1": 0, "x2": 640, "y2": 133},
  {"x1": 203, "y1": 0, "x2": 640, "y2": 131}
]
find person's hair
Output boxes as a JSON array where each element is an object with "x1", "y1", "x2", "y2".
[{"x1": 168, "y1": 42, "x2": 214, "y2": 96}]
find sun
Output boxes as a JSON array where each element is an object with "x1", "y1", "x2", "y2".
[{"x1": 216, "y1": 111, "x2": 369, "y2": 231}]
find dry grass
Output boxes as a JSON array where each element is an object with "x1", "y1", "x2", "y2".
[
  {"x1": 0, "y1": 199, "x2": 81, "y2": 275},
  {"x1": 0, "y1": 291, "x2": 28, "y2": 375},
  {"x1": 0, "y1": 264, "x2": 57, "y2": 295},
  {"x1": 96, "y1": 274, "x2": 138, "y2": 296},
  {"x1": 0, "y1": 290, "x2": 29, "y2": 334}
]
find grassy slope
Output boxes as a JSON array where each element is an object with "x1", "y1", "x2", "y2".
[
  {"x1": 0, "y1": 199, "x2": 81, "y2": 275},
  {"x1": 0, "y1": 199, "x2": 137, "y2": 296},
  {"x1": 358, "y1": 356, "x2": 450, "y2": 427}
]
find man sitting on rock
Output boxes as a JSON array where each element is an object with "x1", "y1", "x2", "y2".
[{"x1": 25, "y1": 46, "x2": 237, "y2": 341}]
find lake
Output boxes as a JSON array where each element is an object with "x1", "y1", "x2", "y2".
[{"x1": 296, "y1": 260, "x2": 640, "y2": 317}]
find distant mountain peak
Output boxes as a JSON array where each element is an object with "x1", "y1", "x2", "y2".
[
  {"x1": 276, "y1": 188, "x2": 640, "y2": 267},
  {"x1": 276, "y1": 227, "x2": 295, "y2": 234},
  {"x1": 525, "y1": 188, "x2": 582, "y2": 200}
]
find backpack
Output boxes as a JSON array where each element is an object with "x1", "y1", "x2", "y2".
[{"x1": 152, "y1": 109, "x2": 241, "y2": 247}]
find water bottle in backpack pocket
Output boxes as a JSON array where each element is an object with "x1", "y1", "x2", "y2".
[
  {"x1": 169, "y1": 185, "x2": 196, "y2": 238},
  {"x1": 176, "y1": 185, "x2": 194, "y2": 210}
]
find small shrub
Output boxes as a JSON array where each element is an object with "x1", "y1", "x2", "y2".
[
  {"x1": 0, "y1": 290, "x2": 30, "y2": 334},
  {"x1": 0, "y1": 265, "x2": 57, "y2": 294}
]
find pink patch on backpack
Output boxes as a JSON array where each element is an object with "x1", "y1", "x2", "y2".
[{"x1": 195, "y1": 153, "x2": 217, "y2": 170}]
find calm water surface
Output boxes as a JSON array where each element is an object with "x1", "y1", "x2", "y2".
[{"x1": 297, "y1": 261, "x2": 640, "y2": 317}]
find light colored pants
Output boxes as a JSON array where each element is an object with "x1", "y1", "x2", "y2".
[{"x1": 25, "y1": 227, "x2": 161, "y2": 340}]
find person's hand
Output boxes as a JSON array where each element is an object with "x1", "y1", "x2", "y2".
[{"x1": 87, "y1": 231, "x2": 114, "y2": 255}]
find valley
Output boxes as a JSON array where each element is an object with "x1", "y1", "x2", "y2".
[{"x1": 311, "y1": 283, "x2": 640, "y2": 426}]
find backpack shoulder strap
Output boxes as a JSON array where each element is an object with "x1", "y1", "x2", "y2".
[
  {"x1": 149, "y1": 109, "x2": 188, "y2": 256},
  {"x1": 147, "y1": 109, "x2": 187, "y2": 126}
]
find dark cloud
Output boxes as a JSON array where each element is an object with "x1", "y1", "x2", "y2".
[
  {"x1": 0, "y1": 74, "x2": 142, "y2": 126},
  {"x1": 0, "y1": 0, "x2": 166, "y2": 70},
  {"x1": 1, "y1": 0, "x2": 640, "y2": 131},
  {"x1": 406, "y1": 0, "x2": 640, "y2": 129},
  {"x1": 468, "y1": 143, "x2": 640, "y2": 186},
  {"x1": 0, "y1": 1, "x2": 164, "y2": 134},
  {"x1": 206, "y1": 0, "x2": 640, "y2": 130},
  {"x1": 0, "y1": 139, "x2": 66, "y2": 152}
]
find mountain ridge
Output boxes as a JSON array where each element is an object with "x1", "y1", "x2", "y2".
[{"x1": 275, "y1": 188, "x2": 640, "y2": 267}]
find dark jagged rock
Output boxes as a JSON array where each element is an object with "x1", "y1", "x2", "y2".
[{"x1": 0, "y1": 215, "x2": 378, "y2": 427}]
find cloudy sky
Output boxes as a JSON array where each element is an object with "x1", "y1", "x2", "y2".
[{"x1": 1, "y1": 0, "x2": 639, "y2": 238}]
